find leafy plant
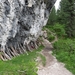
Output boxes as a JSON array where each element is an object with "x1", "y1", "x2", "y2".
[
  {"x1": 48, "y1": 35, "x2": 55, "y2": 42},
  {"x1": 53, "y1": 39, "x2": 75, "y2": 75},
  {"x1": 52, "y1": 23, "x2": 66, "y2": 37}
]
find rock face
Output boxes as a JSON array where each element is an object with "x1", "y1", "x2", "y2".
[{"x1": 0, "y1": 0, "x2": 56, "y2": 60}]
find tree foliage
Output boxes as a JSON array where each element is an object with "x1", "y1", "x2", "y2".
[
  {"x1": 57, "y1": 0, "x2": 75, "y2": 37},
  {"x1": 47, "y1": 6, "x2": 57, "y2": 25}
]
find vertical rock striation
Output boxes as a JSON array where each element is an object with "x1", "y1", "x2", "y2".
[{"x1": 0, "y1": 0, "x2": 56, "y2": 60}]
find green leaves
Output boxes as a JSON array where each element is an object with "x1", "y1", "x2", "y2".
[
  {"x1": 57, "y1": 0, "x2": 75, "y2": 37},
  {"x1": 52, "y1": 23, "x2": 66, "y2": 37},
  {"x1": 47, "y1": 6, "x2": 57, "y2": 25},
  {"x1": 53, "y1": 39, "x2": 75, "y2": 74}
]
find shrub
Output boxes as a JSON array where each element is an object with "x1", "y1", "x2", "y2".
[
  {"x1": 53, "y1": 23, "x2": 66, "y2": 37},
  {"x1": 53, "y1": 39, "x2": 75, "y2": 75},
  {"x1": 48, "y1": 35, "x2": 55, "y2": 42}
]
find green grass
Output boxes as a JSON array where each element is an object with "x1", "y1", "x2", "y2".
[
  {"x1": 48, "y1": 35, "x2": 55, "y2": 42},
  {"x1": 0, "y1": 45, "x2": 44, "y2": 75},
  {"x1": 45, "y1": 23, "x2": 75, "y2": 74},
  {"x1": 44, "y1": 23, "x2": 66, "y2": 38},
  {"x1": 43, "y1": 26, "x2": 55, "y2": 42},
  {"x1": 39, "y1": 54, "x2": 46, "y2": 66},
  {"x1": 53, "y1": 39, "x2": 75, "y2": 75}
]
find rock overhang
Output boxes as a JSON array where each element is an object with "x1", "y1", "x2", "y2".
[{"x1": 0, "y1": 0, "x2": 56, "y2": 60}]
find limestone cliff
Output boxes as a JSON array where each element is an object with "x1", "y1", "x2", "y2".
[{"x1": 0, "y1": 0, "x2": 56, "y2": 60}]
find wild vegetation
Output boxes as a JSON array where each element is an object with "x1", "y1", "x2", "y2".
[
  {"x1": 45, "y1": 0, "x2": 75, "y2": 75},
  {"x1": 0, "y1": 0, "x2": 75, "y2": 75},
  {"x1": 0, "y1": 45, "x2": 44, "y2": 75},
  {"x1": 53, "y1": 39, "x2": 75, "y2": 74},
  {"x1": 46, "y1": 21, "x2": 75, "y2": 75},
  {"x1": 57, "y1": 0, "x2": 75, "y2": 38}
]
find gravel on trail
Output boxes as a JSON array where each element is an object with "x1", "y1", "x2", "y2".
[{"x1": 37, "y1": 38, "x2": 73, "y2": 75}]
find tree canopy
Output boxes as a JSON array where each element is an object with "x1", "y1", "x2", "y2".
[{"x1": 57, "y1": 0, "x2": 75, "y2": 37}]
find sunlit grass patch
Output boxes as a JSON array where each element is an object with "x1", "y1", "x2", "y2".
[{"x1": 0, "y1": 45, "x2": 44, "y2": 75}]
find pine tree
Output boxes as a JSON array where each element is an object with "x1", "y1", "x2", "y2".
[
  {"x1": 57, "y1": 0, "x2": 75, "y2": 37},
  {"x1": 47, "y1": 6, "x2": 57, "y2": 25}
]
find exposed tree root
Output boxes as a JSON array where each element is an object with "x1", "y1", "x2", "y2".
[{"x1": 0, "y1": 41, "x2": 39, "y2": 61}]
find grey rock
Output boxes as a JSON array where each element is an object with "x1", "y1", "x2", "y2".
[{"x1": 0, "y1": 0, "x2": 56, "y2": 60}]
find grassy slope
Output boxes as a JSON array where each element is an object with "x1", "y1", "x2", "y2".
[
  {"x1": 0, "y1": 45, "x2": 44, "y2": 75},
  {"x1": 45, "y1": 24, "x2": 75, "y2": 75},
  {"x1": 53, "y1": 39, "x2": 75, "y2": 75}
]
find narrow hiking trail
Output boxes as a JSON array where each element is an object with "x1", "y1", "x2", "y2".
[{"x1": 37, "y1": 38, "x2": 73, "y2": 75}]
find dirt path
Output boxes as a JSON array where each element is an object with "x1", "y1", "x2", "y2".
[{"x1": 37, "y1": 38, "x2": 73, "y2": 75}]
